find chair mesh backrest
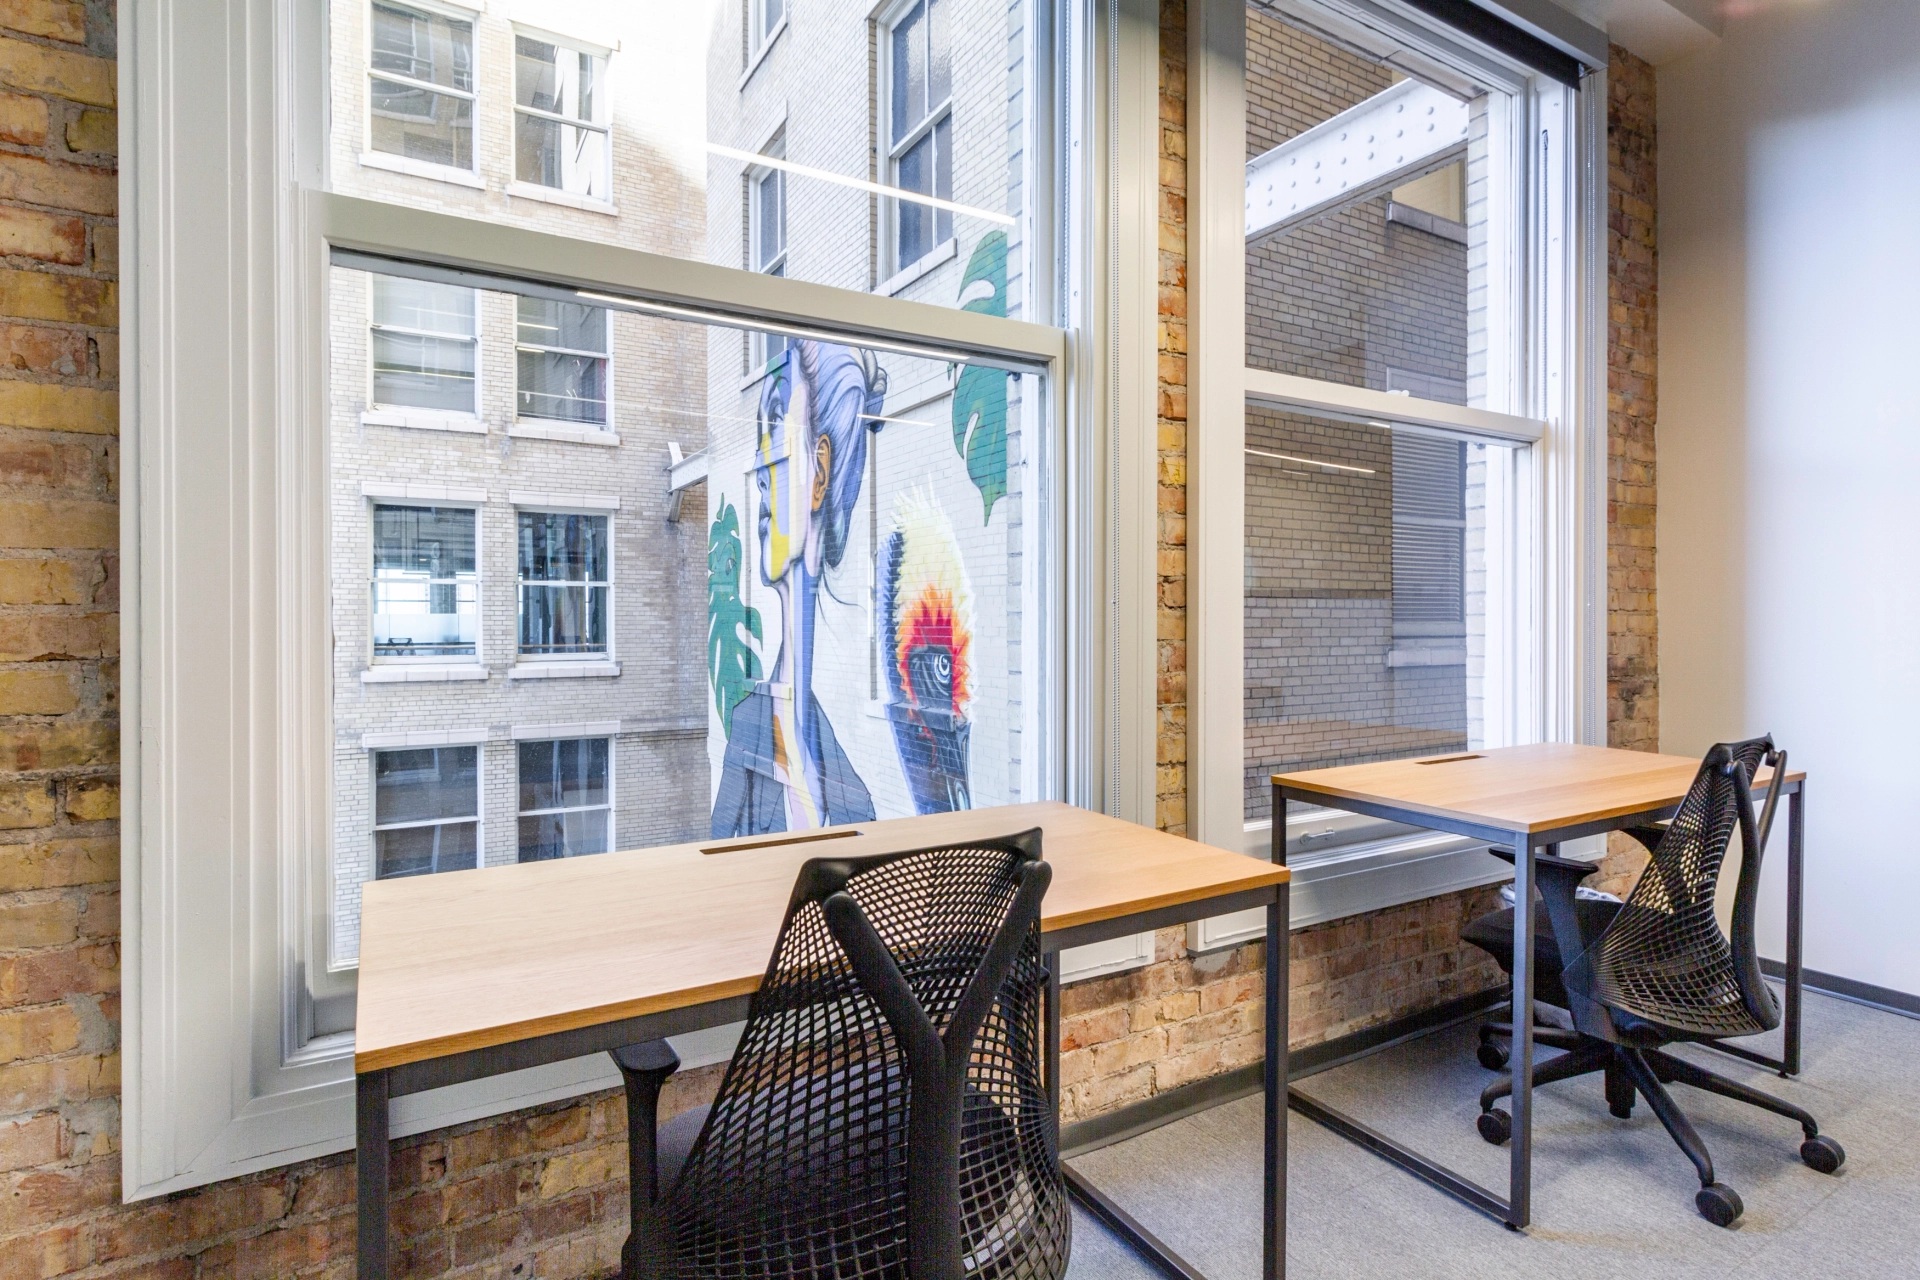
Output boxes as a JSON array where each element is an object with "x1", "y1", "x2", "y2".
[
  {"x1": 1583, "y1": 737, "x2": 1780, "y2": 1038},
  {"x1": 660, "y1": 842, "x2": 1069, "y2": 1280}
]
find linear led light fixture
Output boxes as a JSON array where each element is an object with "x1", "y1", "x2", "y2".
[
  {"x1": 707, "y1": 143, "x2": 1017, "y2": 227},
  {"x1": 1244, "y1": 446, "x2": 1375, "y2": 475},
  {"x1": 574, "y1": 290, "x2": 976, "y2": 367}
]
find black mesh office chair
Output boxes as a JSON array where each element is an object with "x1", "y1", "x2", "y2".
[
  {"x1": 611, "y1": 830, "x2": 1071, "y2": 1280},
  {"x1": 1463, "y1": 736, "x2": 1844, "y2": 1226}
]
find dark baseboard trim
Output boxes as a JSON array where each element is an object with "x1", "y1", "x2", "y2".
[
  {"x1": 1762, "y1": 958, "x2": 1920, "y2": 1021},
  {"x1": 1060, "y1": 987, "x2": 1507, "y2": 1159}
]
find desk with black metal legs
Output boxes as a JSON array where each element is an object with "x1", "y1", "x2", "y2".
[
  {"x1": 353, "y1": 800, "x2": 1293, "y2": 1280},
  {"x1": 1273, "y1": 743, "x2": 1806, "y2": 1229}
]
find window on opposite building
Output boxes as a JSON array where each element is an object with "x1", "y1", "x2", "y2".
[
  {"x1": 516, "y1": 296, "x2": 610, "y2": 426},
  {"x1": 517, "y1": 737, "x2": 612, "y2": 861},
  {"x1": 367, "y1": 0, "x2": 475, "y2": 172},
  {"x1": 372, "y1": 746, "x2": 481, "y2": 878},
  {"x1": 513, "y1": 32, "x2": 611, "y2": 201},
  {"x1": 371, "y1": 504, "x2": 480, "y2": 661},
  {"x1": 516, "y1": 510, "x2": 610, "y2": 657},
  {"x1": 749, "y1": 136, "x2": 790, "y2": 371},
  {"x1": 886, "y1": 0, "x2": 953, "y2": 275},
  {"x1": 750, "y1": 0, "x2": 785, "y2": 56},
  {"x1": 370, "y1": 274, "x2": 478, "y2": 414}
]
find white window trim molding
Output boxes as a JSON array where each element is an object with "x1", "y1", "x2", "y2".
[
  {"x1": 503, "y1": 181, "x2": 617, "y2": 216},
  {"x1": 506, "y1": 660, "x2": 622, "y2": 680},
  {"x1": 360, "y1": 406, "x2": 486, "y2": 433},
  {"x1": 510, "y1": 719, "x2": 622, "y2": 740},
  {"x1": 360, "y1": 664, "x2": 489, "y2": 683},
  {"x1": 360, "y1": 727, "x2": 490, "y2": 750},
  {"x1": 358, "y1": 150, "x2": 486, "y2": 189},
  {"x1": 1183, "y1": 0, "x2": 1610, "y2": 944},
  {"x1": 359, "y1": 480, "x2": 486, "y2": 503},
  {"x1": 738, "y1": 10, "x2": 788, "y2": 90},
  {"x1": 122, "y1": 0, "x2": 1086, "y2": 1201},
  {"x1": 506, "y1": 489, "x2": 619, "y2": 510},
  {"x1": 507, "y1": 421, "x2": 621, "y2": 446}
]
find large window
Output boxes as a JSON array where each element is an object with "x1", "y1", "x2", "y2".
[
  {"x1": 367, "y1": 0, "x2": 475, "y2": 173},
  {"x1": 517, "y1": 737, "x2": 613, "y2": 861},
  {"x1": 370, "y1": 275, "x2": 477, "y2": 415},
  {"x1": 516, "y1": 296, "x2": 610, "y2": 427},
  {"x1": 887, "y1": 0, "x2": 954, "y2": 275},
  {"x1": 373, "y1": 746, "x2": 481, "y2": 878},
  {"x1": 371, "y1": 504, "x2": 479, "y2": 660},
  {"x1": 750, "y1": 137, "x2": 790, "y2": 371},
  {"x1": 517, "y1": 510, "x2": 611, "y2": 657},
  {"x1": 513, "y1": 33, "x2": 611, "y2": 201}
]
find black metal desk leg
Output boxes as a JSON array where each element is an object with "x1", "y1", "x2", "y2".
[
  {"x1": 357, "y1": 1069, "x2": 391, "y2": 1279},
  {"x1": 1264, "y1": 889, "x2": 1288, "y2": 1280},
  {"x1": 1506, "y1": 834, "x2": 1534, "y2": 1229},
  {"x1": 1046, "y1": 960, "x2": 1062, "y2": 1118},
  {"x1": 1785, "y1": 782, "x2": 1805, "y2": 1077}
]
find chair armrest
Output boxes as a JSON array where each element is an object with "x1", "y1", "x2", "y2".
[{"x1": 1485, "y1": 847, "x2": 1600, "y2": 967}]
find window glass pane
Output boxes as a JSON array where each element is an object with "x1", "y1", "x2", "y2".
[
  {"x1": 374, "y1": 746, "x2": 479, "y2": 824},
  {"x1": 374, "y1": 275, "x2": 475, "y2": 334},
  {"x1": 517, "y1": 511, "x2": 609, "y2": 582},
  {"x1": 330, "y1": 272, "x2": 1053, "y2": 963},
  {"x1": 372, "y1": 329, "x2": 476, "y2": 412},
  {"x1": 1243, "y1": 402, "x2": 1507, "y2": 824},
  {"x1": 518, "y1": 808, "x2": 610, "y2": 862},
  {"x1": 372, "y1": 505, "x2": 479, "y2": 658},
  {"x1": 370, "y1": 2, "x2": 472, "y2": 90},
  {"x1": 1245, "y1": 6, "x2": 1495, "y2": 407},
  {"x1": 517, "y1": 297, "x2": 609, "y2": 424},
  {"x1": 518, "y1": 737, "x2": 611, "y2": 811},
  {"x1": 332, "y1": 0, "x2": 1042, "y2": 317}
]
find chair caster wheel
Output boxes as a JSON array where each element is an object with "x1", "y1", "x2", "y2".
[
  {"x1": 1800, "y1": 1135, "x2": 1845, "y2": 1174},
  {"x1": 1477, "y1": 1109, "x2": 1512, "y2": 1145},
  {"x1": 1477, "y1": 1041, "x2": 1510, "y2": 1071},
  {"x1": 1695, "y1": 1182, "x2": 1743, "y2": 1227}
]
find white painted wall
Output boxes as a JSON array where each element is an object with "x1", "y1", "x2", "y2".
[{"x1": 1659, "y1": 0, "x2": 1920, "y2": 997}]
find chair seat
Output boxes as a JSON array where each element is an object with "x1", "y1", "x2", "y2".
[{"x1": 1462, "y1": 899, "x2": 1622, "y2": 1009}]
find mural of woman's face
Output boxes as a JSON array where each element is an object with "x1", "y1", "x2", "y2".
[{"x1": 753, "y1": 368, "x2": 816, "y2": 586}]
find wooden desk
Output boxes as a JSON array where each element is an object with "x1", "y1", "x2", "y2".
[
  {"x1": 356, "y1": 801, "x2": 1293, "y2": 1279},
  {"x1": 1274, "y1": 743, "x2": 1807, "y2": 1230}
]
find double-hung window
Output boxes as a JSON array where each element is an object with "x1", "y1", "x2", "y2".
[
  {"x1": 517, "y1": 510, "x2": 610, "y2": 658},
  {"x1": 886, "y1": 0, "x2": 953, "y2": 274},
  {"x1": 370, "y1": 275, "x2": 478, "y2": 415},
  {"x1": 517, "y1": 737, "x2": 612, "y2": 861},
  {"x1": 371, "y1": 504, "x2": 479, "y2": 660},
  {"x1": 750, "y1": 0, "x2": 785, "y2": 58},
  {"x1": 513, "y1": 33, "x2": 611, "y2": 202},
  {"x1": 372, "y1": 746, "x2": 481, "y2": 878},
  {"x1": 367, "y1": 0, "x2": 476, "y2": 174},
  {"x1": 749, "y1": 137, "x2": 789, "y2": 370},
  {"x1": 516, "y1": 297, "x2": 610, "y2": 427}
]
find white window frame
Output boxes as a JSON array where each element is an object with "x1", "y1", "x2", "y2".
[
  {"x1": 367, "y1": 497, "x2": 484, "y2": 666},
  {"x1": 513, "y1": 734, "x2": 616, "y2": 863},
  {"x1": 1181, "y1": 0, "x2": 1608, "y2": 956},
  {"x1": 747, "y1": 0, "x2": 788, "y2": 70},
  {"x1": 360, "y1": 0, "x2": 483, "y2": 186},
  {"x1": 512, "y1": 294, "x2": 613, "y2": 433},
  {"x1": 363, "y1": 271, "x2": 483, "y2": 429},
  {"x1": 368, "y1": 742, "x2": 485, "y2": 879},
  {"x1": 122, "y1": 0, "x2": 1152, "y2": 1201},
  {"x1": 747, "y1": 135, "x2": 790, "y2": 375},
  {"x1": 507, "y1": 23, "x2": 613, "y2": 207},
  {"x1": 880, "y1": 0, "x2": 956, "y2": 279},
  {"x1": 513, "y1": 504, "x2": 613, "y2": 662}
]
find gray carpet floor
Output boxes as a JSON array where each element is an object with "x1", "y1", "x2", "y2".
[{"x1": 1064, "y1": 990, "x2": 1920, "y2": 1279}]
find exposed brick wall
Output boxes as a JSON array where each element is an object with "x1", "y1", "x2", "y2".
[
  {"x1": 1156, "y1": 0, "x2": 1189, "y2": 838},
  {"x1": 1598, "y1": 44, "x2": 1659, "y2": 897}
]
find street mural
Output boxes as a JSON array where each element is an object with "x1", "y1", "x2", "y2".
[
  {"x1": 708, "y1": 239, "x2": 1025, "y2": 836},
  {"x1": 880, "y1": 487, "x2": 974, "y2": 814}
]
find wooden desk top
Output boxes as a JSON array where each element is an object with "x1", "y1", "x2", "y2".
[
  {"x1": 1273, "y1": 742, "x2": 1801, "y2": 837},
  {"x1": 355, "y1": 801, "x2": 1288, "y2": 1073}
]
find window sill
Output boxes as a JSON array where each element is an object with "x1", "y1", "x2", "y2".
[
  {"x1": 359, "y1": 150, "x2": 485, "y2": 189},
  {"x1": 361, "y1": 664, "x2": 488, "y2": 684},
  {"x1": 504, "y1": 181, "x2": 617, "y2": 216},
  {"x1": 508, "y1": 661, "x2": 621, "y2": 680},
  {"x1": 738, "y1": 15, "x2": 787, "y2": 89},
  {"x1": 509, "y1": 421, "x2": 621, "y2": 447},
  {"x1": 361, "y1": 408, "x2": 485, "y2": 434},
  {"x1": 1387, "y1": 646, "x2": 1468, "y2": 668},
  {"x1": 880, "y1": 238, "x2": 957, "y2": 297}
]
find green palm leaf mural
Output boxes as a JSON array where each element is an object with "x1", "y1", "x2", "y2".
[
  {"x1": 707, "y1": 501, "x2": 762, "y2": 737},
  {"x1": 952, "y1": 232, "x2": 1010, "y2": 524}
]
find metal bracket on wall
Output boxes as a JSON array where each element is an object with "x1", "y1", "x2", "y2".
[{"x1": 665, "y1": 441, "x2": 709, "y2": 523}]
